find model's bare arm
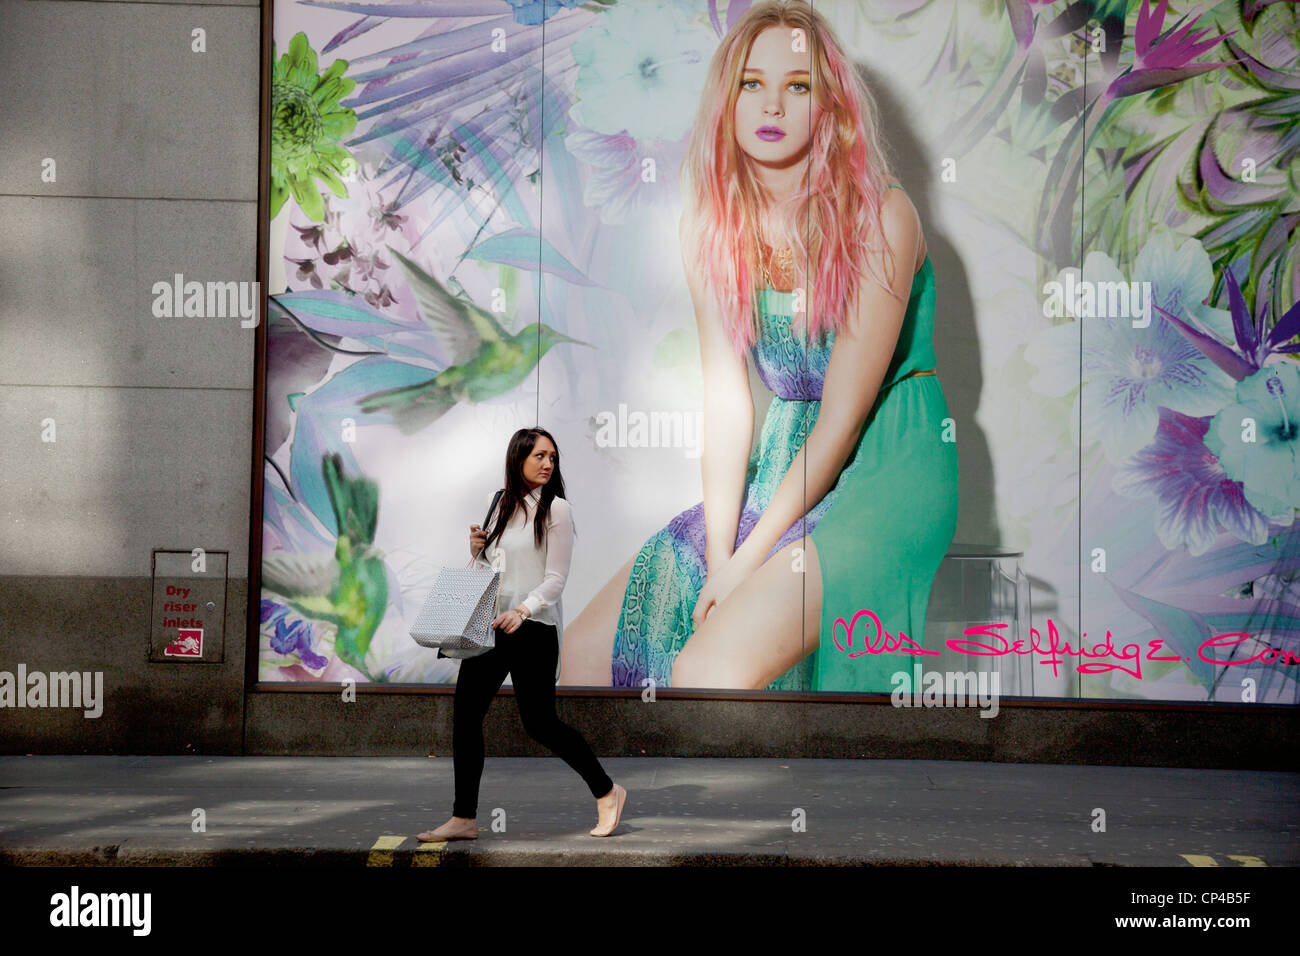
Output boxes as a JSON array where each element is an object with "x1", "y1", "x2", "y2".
[
  {"x1": 680, "y1": 210, "x2": 753, "y2": 573},
  {"x1": 733, "y1": 189, "x2": 921, "y2": 565}
]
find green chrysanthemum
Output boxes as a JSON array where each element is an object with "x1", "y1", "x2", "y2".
[{"x1": 270, "y1": 32, "x2": 358, "y2": 222}]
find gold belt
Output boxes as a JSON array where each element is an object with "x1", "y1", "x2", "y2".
[{"x1": 882, "y1": 367, "x2": 936, "y2": 389}]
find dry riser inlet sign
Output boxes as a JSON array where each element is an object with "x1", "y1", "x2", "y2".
[{"x1": 149, "y1": 550, "x2": 228, "y2": 662}]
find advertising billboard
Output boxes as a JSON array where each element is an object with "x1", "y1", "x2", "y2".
[{"x1": 257, "y1": 0, "x2": 1299, "y2": 702}]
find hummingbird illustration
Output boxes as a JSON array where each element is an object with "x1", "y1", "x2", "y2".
[
  {"x1": 357, "y1": 248, "x2": 595, "y2": 433},
  {"x1": 261, "y1": 453, "x2": 389, "y2": 681}
]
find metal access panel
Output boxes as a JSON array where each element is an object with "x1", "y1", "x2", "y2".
[{"x1": 149, "y1": 550, "x2": 229, "y2": 663}]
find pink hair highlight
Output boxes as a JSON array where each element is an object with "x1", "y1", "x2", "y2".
[{"x1": 681, "y1": 0, "x2": 899, "y2": 356}]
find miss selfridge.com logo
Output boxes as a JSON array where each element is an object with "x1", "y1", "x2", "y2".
[{"x1": 0, "y1": 665, "x2": 103, "y2": 718}]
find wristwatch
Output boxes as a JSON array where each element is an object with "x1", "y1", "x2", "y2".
[{"x1": 515, "y1": 605, "x2": 530, "y2": 620}]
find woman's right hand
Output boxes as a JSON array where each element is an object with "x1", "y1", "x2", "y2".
[
  {"x1": 692, "y1": 572, "x2": 723, "y2": 630},
  {"x1": 469, "y1": 523, "x2": 487, "y2": 559}
]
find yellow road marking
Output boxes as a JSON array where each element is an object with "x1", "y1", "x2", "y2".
[
  {"x1": 366, "y1": 834, "x2": 407, "y2": 866},
  {"x1": 414, "y1": 841, "x2": 447, "y2": 866},
  {"x1": 1181, "y1": 853, "x2": 1269, "y2": 867}
]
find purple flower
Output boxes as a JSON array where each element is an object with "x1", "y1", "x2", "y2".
[
  {"x1": 1114, "y1": 407, "x2": 1271, "y2": 556},
  {"x1": 287, "y1": 257, "x2": 324, "y2": 290},
  {"x1": 1105, "y1": 0, "x2": 1237, "y2": 101},
  {"x1": 1003, "y1": 0, "x2": 1062, "y2": 51},
  {"x1": 292, "y1": 221, "x2": 327, "y2": 252},
  {"x1": 1204, "y1": 363, "x2": 1300, "y2": 518},
  {"x1": 370, "y1": 201, "x2": 407, "y2": 233},
  {"x1": 269, "y1": 613, "x2": 328, "y2": 670},
  {"x1": 261, "y1": 599, "x2": 289, "y2": 625},
  {"x1": 350, "y1": 250, "x2": 389, "y2": 286},
  {"x1": 1156, "y1": 265, "x2": 1300, "y2": 381},
  {"x1": 364, "y1": 286, "x2": 398, "y2": 309},
  {"x1": 1027, "y1": 238, "x2": 1236, "y2": 462},
  {"x1": 563, "y1": 127, "x2": 687, "y2": 224},
  {"x1": 322, "y1": 240, "x2": 353, "y2": 266}
]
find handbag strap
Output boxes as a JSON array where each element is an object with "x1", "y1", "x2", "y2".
[
  {"x1": 469, "y1": 489, "x2": 505, "y2": 566},
  {"x1": 485, "y1": 488, "x2": 504, "y2": 529}
]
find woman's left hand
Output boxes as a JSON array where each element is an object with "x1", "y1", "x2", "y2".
[
  {"x1": 691, "y1": 544, "x2": 762, "y2": 629},
  {"x1": 492, "y1": 609, "x2": 525, "y2": 634}
]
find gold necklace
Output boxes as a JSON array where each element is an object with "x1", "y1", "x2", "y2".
[{"x1": 758, "y1": 233, "x2": 795, "y2": 290}]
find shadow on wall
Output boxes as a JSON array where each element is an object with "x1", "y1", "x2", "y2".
[{"x1": 860, "y1": 63, "x2": 1000, "y2": 549}]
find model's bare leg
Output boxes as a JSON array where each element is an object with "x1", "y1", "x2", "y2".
[
  {"x1": 558, "y1": 554, "x2": 636, "y2": 686},
  {"x1": 671, "y1": 538, "x2": 822, "y2": 689}
]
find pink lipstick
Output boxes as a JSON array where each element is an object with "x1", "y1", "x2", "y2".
[{"x1": 756, "y1": 126, "x2": 785, "y2": 141}]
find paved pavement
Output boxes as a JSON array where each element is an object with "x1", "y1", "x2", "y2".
[{"x1": 0, "y1": 756, "x2": 1295, "y2": 866}]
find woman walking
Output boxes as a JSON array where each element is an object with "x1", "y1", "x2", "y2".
[{"x1": 419, "y1": 427, "x2": 627, "y2": 840}]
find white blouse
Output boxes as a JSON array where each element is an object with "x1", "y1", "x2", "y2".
[{"x1": 471, "y1": 486, "x2": 574, "y2": 630}]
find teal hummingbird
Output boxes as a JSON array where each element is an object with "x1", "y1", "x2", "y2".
[
  {"x1": 261, "y1": 452, "x2": 389, "y2": 681},
  {"x1": 357, "y1": 248, "x2": 595, "y2": 434}
]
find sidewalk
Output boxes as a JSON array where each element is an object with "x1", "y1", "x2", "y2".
[{"x1": 1, "y1": 756, "x2": 1296, "y2": 866}]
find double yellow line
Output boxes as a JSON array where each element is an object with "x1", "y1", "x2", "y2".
[{"x1": 366, "y1": 834, "x2": 447, "y2": 866}]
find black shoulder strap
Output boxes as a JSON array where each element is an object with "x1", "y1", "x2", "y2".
[
  {"x1": 484, "y1": 489, "x2": 504, "y2": 527},
  {"x1": 476, "y1": 489, "x2": 506, "y2": 563}
]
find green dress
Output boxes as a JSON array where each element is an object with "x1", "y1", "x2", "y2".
[{"x1": 610, "y1": 186, "x2": 959, "y2": 691}]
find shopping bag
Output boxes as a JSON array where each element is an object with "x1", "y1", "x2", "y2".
[{"x1": 409, "y1": 489, "x2": 505, "y2": 659}]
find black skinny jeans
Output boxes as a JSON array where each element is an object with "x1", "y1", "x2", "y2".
[{"x1": 452, "y1": 619, "x2": 613, "y2": 818}]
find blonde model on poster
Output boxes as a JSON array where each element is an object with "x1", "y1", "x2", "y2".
[{"x1": 559, "y1": 0, "x2": 958, "y2": 692}]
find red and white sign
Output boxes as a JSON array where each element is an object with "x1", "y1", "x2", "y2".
[{"x1": 164, "y1": 628, "x2": 203, "y2": 658}]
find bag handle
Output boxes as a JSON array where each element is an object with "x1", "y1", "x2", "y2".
[{"x1": 465, "y1": 489, "x2": 505, "y2": 568}]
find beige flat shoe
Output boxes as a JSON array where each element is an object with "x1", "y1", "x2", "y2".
[
  {"x1": 590, "y1": 783, "x2": 627, "y2": 837},
  {"x1": 418, "y1": 818, "x2": 478, "y2": 841}
]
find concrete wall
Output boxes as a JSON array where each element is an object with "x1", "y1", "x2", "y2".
[
  {"x1": 0, "y1": 0, "x2": 259, "y2": 753},
  {"x1": 1, "y1": 0, "x2": 1295, "y2": 767}
]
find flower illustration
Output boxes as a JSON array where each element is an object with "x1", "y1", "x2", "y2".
[
  {"x1": 322, "y1": 240, "x2": 354, "y2": 267},
  {"x1": 1004, "y1": 0, "x2": 1072, "y2": 52},
  {"x1": 260, "y1": 598, "x2": 288, "y2": 625},
  {"x1": 271, "y1": 32, "x2": 359, "y2": 222},
  {"x1": 569, "y1": 2, "x2": 713, "y2": 142},
  {"x1": 1026, "y1": 234, "x2": 1236, "y2": 462},
  {"x1": 1204, "y1": 362, "x2": 1300, "y2": 519},
  {"x1": 263, "y1": 599, "x2": 330, "y2": 670},
  {"x1": 287, "y1": 257, "x2": 324, "y2": 290},
  {"x1": 350, "y1": 250, "x2": 389, "y2": 286},
  {"x1": 1156, "y1": 264, "x2": 1300, "y2": 382},
  {"x1": 1105, "y1": 0, "x2": 1237, "y2": 101},
  {"x1": 364, "y1": 286, "x2": 398, "y2": 309},
  {"x1": 292, "y1": 221, "x2": 327, "y2": 253},
  {"x1": 1113, "y1": 407, "x2": 1272, "y2": 556},
  {"x1": 370, "y1": 200, "x2": 408, "y2": 233},
  {"x1": 564, "y1": 126, "x2": 688, "y2": 224},
  {"x1": 504, "y1": 0, "x2": 586, "y2": 27}
]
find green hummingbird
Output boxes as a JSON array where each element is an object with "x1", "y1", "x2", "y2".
[
  {"x1": 357, "y1": 247, "x2": 595, "y2": 433},
  {"x1": 261, "y1": 452, "x2": 389, "y2": 681}
]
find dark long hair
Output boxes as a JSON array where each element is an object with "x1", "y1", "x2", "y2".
[{"x1": 481, "y1": 427, "x2": 573, "y2": 554}]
